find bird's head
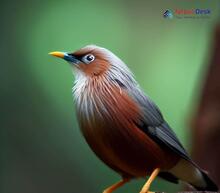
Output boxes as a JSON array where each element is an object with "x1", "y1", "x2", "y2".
[
  {"x1": 50, "y1": 45, "x2": 111, "y2": 77},
  {"x1": 49, "y1": 45, "x2": 137, "y2": 89}
]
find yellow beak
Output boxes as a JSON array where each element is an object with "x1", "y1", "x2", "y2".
[
  {"x1": 49, "y1": 51, "x2": 65, "y2": 58},
  {"x1": 49, "y1": 51, "x2": 79, "y2": 64}
]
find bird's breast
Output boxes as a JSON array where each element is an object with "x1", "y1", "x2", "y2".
[
  {"x1": 75, "y1": 82, "x2": 140, "y2": 138},
  {"x1": 74, "y1": 81, "x2": 178, "y2": 177}
]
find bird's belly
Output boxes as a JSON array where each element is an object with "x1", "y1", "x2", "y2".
[{"x1": 80, "y1": 123, "x2": 179, "y2": 178}]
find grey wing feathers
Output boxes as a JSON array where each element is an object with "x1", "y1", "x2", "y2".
[
  {"x1": 148, "y1": 122, "x2": 191, "y2": 162},
  {"x1": 130, "y1": 88, "x2": 194, "y2": 164}
]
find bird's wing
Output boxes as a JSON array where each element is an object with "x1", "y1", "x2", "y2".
[{"x1": 130, "y1": 88, "x2": 195, "y2": 164}]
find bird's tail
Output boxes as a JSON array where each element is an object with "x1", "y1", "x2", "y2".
[{"x1": 191, "y1": 170, "x2": 218, "y2": 192}]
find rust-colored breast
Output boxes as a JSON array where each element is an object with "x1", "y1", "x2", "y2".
[{"x1": 77, "y1": 84, "x2": 179, "y2": 178}]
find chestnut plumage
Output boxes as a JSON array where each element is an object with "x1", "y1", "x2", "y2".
[{"x1": 49, "y1": 45, "x2": 218, "y2": 193}]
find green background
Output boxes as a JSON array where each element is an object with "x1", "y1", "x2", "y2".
[{"x1": 1, "y1": 0, "x2": 219, "y2": 193}]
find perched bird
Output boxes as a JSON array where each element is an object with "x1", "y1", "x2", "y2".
[{"x1": 49, "y1": 45, "x2": 218, "y2": 193}]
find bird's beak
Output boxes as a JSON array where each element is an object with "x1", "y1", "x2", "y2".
[
  {"x1": 49, "y1": 51, "x2": 81, "y2": 64},
  {"x1": 49, "y1": 51, "x2": 65, "y2": 58}
]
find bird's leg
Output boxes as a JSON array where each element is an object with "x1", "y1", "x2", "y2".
[
  {"x1": 140, "y1": 168, "x2": 160, "y2": 193},
  {"x1": 103, "y1": 178, "x2": 130, "y2": 193}
]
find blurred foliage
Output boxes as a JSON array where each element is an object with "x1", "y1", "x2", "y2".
[{"x1": 0, "y1": 0, "x2": 220, "y2": 193}]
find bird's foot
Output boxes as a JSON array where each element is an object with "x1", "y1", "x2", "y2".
[{"x1": 102, "y1": 178, "x2": 130, "y2": 193}]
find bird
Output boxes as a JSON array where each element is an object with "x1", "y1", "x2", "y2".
[{"x1": 49, "y1": 45, "x2": 218, "y2": 193}]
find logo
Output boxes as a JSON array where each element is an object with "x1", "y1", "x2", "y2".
[
  {"x1": 163, "y1": 10, "x2": 173, "y2": 19},
  {"x1": 163, "y1": 9, "x2": 211, "y2": 19}
]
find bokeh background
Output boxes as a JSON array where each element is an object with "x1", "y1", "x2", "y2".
[{"x1": 1, "y1": 0, "x2": 220, "y2": 193}]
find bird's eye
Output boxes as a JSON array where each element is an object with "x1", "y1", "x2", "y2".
[{"x1": 82, "y1": 54, "x2": 95, "y2": 64}]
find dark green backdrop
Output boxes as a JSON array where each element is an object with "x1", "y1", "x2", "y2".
[{"x1": 1, "y1": 0, "x2": 219, "y2": 193}]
